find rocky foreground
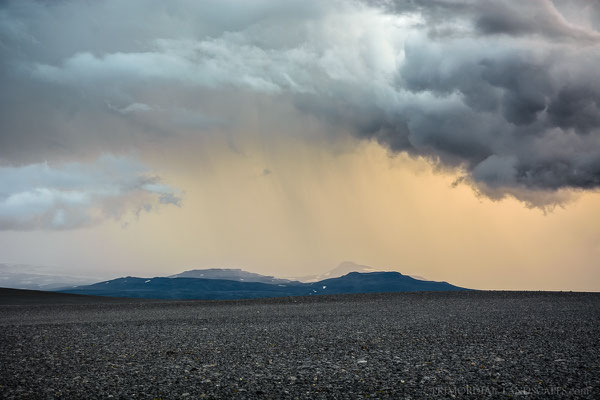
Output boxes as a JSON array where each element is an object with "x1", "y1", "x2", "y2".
[{"x1": 0, "y1": 290, "x2": 598, "y2": 399}]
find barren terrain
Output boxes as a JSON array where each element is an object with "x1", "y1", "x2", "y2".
[{"x1": 1, "y1": 290, "x2": 598, "y2": 399}]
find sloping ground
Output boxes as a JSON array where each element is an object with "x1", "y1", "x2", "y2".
[
  {"x1": 59, "y1": 277, "x2": 309, "y2": 300},
  {"x1": 309, "y1": 272, "x2": 465, "y2": 294},
  {"x1": 0, "y1": 291, "x2": 598, "y2": 399},
  {"x1": 59, "y1": 272, "x2": 468, "y2": 300},
  {"x1": 0, "y1": 287, "x2": 152, "y2": 305}
]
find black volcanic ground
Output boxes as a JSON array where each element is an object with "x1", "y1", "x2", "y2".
[{"x1": 1, "y1": 290, "x2": 598, "y2": 399}]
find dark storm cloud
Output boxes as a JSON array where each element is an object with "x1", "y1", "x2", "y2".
[
  {"x1": 1, "y1": 0, "x2": 599, "y2": 208},
  {"x1": 473, "y1": 0, "x2": 600, "y2": 41}
]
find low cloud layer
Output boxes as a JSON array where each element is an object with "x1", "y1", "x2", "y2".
[
  {"x1": 0, "y1": 156, "x2": 181, "y2": 230},
  {"x1": 1, "y1": 0, "x2": 599, "y2": 206}
]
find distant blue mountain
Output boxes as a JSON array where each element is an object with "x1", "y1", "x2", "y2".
[
  {"x1": 168, "y1": 268, "x2": 293, "y2": 285},
  {"x1": 60, "y1": 276, "x2": 306, "y2": 300},
  {"x1": 59, "y1": 272, "x2": 469, "y2": 300},
  {"x1": 306, "y1": 272, "x2": 467, "y2": 294}
]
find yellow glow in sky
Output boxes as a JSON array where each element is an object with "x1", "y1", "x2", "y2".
[{"x1": 2, "y1": 137, "x2": 598, "y2": 291}]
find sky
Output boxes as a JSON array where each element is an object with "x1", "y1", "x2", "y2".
[{"x1": 1, "y1": 0, "x2": 599, "y2": 291}]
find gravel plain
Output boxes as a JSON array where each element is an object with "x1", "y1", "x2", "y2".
[{"x1": 1, "y1": 290, "x2": 598, "y2": 399}]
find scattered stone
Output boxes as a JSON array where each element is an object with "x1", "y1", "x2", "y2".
[{"x1": 1, "y1": 291, "x2": 598, "y2": 399}]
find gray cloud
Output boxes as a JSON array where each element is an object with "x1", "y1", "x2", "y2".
[
  {"x1": 473, "y1": 0, "x2": 600, "y2": 41},
  {"x1": 1, "y1": 0, "x2": 599, "y2": 207},
  {"x1": 0, "y1": 156, "x2": 182, "y2": 230}
]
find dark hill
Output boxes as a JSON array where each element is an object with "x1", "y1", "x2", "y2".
[
  {"x1": 308, "y1": 272, "x2": 466, "y2": 295},
  {"x1": 61, "y1": 277, "x2": 307, "y2": 300},
  {"x1": 169, "y1": 268, "x2": 292, "y2": 284},
  {"x1": 59, "y1": 272, "x2": 469, "y2": 300},
  {"x1": 0, "y1": 287, "x2": 150, "y2": 305}
]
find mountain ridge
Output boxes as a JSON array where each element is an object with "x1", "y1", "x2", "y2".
[
  {"x1": 59, "y1": 271, "x2": 469, "y2": 300},
  {"x1": 168, "y1": 268, "x2": 293, "y2": 284},
  {"x1": 0, "y1": 263, "x2": 102, "y2": 291},
  {"x1": 285, "y1": 261, "x2": 429, "y2": 282}
]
